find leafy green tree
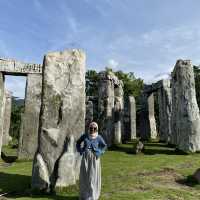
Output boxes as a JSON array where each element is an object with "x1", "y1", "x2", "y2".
[
  {"x1": 114, "y1": 70, "x2": 144, "y2": 98},
  {"x1": 10, "y1": 97, "x2": 24, "y2": 141},
  {"x1": 85, "y1": 70, "x2": 99, "y2": 96},
  {"x1": 194, "y1": 65, "x2": 200, "y2": 108}
]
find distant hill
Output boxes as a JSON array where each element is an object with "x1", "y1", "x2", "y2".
[{"x1": 12, "y1": 97, "x2": 24, "y2": 107}]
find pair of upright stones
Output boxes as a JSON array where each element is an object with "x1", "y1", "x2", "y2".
[
  {"x1": 140, "y1": 59, "x2": 200, "y2": 153},
  {"x1": 0, "y1": 60, "x2": 42, "y2": 158},
  {"x1": 97, "y1": 71, "x2": 136, "y2": 147},
  {"x1": 140, "y1": 79, "x2": 172, "y2": 142}
]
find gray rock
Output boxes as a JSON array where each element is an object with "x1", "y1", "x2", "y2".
[
  {"x1": 0, "y1": 58, "x2": 42, "y2": 74},
  {"x1": 2, "y1": 90, "x2": 12, "y2": 145},
  {"x1": 98, "y1": 72, "x2": 115, "y2": 147},
  {"x1": 157, "y1": 79, "x2": 172, "y2": 142},
  {"x1": 129, "y1": 96, "x2": 136, "y2": 140},
  {"x1": 32, "y1": 49, "x2": 85, "y2": 191},
  {"x1": 98, "y1": 71, "x2": 123, "y2": 146},
  {"x1": 193, "y1": 168, "x2": 200, "y2": 183},
  {"x1": 135, "y1": 140, "x2": 144, "y2": 154},
  {"x1": 55, "y1": 135, "x2": 78, "y2": 187},
  {"x1": 171, "y1": 60, "x2": 200, "y2": 152},
  {"x1": 18, "y1": 74, "x2": 42, "y2": 159},
  {"x1": 140, "y1": 92, "x2": 157, "y2": 140},
  {"x1": 114, "y1": 81, "x2": 124, "y2": 144}
]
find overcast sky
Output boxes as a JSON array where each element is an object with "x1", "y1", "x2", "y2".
[{"x1": 1, "y1": 0, "x2": 200, "y2": 98}]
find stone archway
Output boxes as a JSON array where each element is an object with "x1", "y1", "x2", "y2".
[
  {"x1": 0, "y1": 58, "x2": 42, "y2": 159},
  {"x1": 139, "y1": 80, "x2": 172, "y2": 142}
]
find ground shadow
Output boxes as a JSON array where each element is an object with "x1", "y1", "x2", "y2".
[
  {"x1": 0, "y1": 172, "x2": 78, "y2": 199},
  {"x1": 109, "y1": 144, "x2": 135, "y2": 154},
  {"x1": 109, "y1": 141, "x2": 188, "y2": 155},
  {"x1": 176, "y1": 175, "x2": 199, "y2": 187},
  {"x1": 144, "y1": 142, "x2": 169, "y2": 148},
  {"x1": 142, "y1": 146, "x2": 187, "y2": 155},
  {"x1": 1, "y1": 151, "x2": 18, "y2": 163}
]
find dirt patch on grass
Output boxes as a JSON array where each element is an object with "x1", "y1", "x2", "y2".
[
  {"x1": 136, "y1": 167, "x2": 179, "y2": 177},
  {"x1": 136, "y1": 168, "x2": 194, "y2": 190}
]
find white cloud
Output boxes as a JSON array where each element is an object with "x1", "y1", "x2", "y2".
[{"x1": 107, "y1": 59, "x2": 119, "y2": 69}]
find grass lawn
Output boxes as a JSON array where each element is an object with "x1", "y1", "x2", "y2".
[{"x1": 1, "y1": 141, "x2": 200, "y2": 200}]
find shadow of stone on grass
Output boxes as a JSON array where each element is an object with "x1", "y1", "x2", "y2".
[
  {"x1": 0, "y1": 172, "x2": 78, "y2": 199},
  {"x1": 176, "y1": 175, "x2": 199, "y2": 187}
]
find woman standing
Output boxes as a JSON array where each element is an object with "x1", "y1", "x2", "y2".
[{"x1": 76, "y1": 122, "x2": 107, "y2": 200}]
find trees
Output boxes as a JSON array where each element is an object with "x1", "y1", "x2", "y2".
[
  {"x1": 114, "y1": 70, "x2": 143, "y2": 98},
  {"x1": 194, "y1": 65, "x2": 200, "y2": 108},
  {"x1": 10, "y1": 97, "x2": 24, "y2": 141},
  {"x1": 86, "y1": 68, "x2": 144, "y2": 98},
  {"x1": 85, "y1": 70, "x2": 99, "y2": 97}
]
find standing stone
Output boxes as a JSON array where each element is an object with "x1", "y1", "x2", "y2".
[
  {"x1": 0, "y1": 73, "x2": 4, "y2": 156},
  {"x1": 85, "y1": 98, "x2": 93, "y2": 132},
  {"x1": 171, "y1": 60, "x2": 200, "y2": 152},
  {"x1": 129, "y1": 96, "x2": 136, "y2": 140},
  {"x1": 114, "y1": 81, "x2": 124, "y2": 144},
  {"x1": 157, "y1": 80, "x2": 172, "y2": 142},
  {"x1": 98, "y1": 71, "x2": 115, "y2": 147},
  {"x1": 18, "y1": 74, "x2": 42, "y2": 159},
  {"x1": 2, "y1": 90, "x2": 12, "y2": 145},
  {"x1": 140, "y1": 92, "x2": 157, "y2": 140},
  {"x1": 32, "y1": 50, "x2": 85, "y2": 191},
  {"x1": 98, "y1": 71, "x2": 123, "y2": 147}
]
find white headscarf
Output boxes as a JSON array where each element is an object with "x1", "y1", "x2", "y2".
[{"x1": 88, "y1": 122, "x2": 98, "y2": 139}]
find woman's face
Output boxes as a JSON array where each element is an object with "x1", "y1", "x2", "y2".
[{"x1": 89, "y1": 125, "x2": 97, "y2": 134}]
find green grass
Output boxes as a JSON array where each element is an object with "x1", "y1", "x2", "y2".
[{"x1": 1, "y1": 141, "x2": 200, "y2": 199}]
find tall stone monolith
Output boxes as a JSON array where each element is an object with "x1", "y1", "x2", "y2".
[
  {"x1": 140, "y1": 92, "x2": 157, "y2": 140},
  {"x1": 171, "y1": 60, "x2": 200, "y2": 152},
  {"x1": 2, "y1": 90, "x2": 12, "y2": 145},
  {"x1": 129, "y1": 96, "x2": 136, "y2": 140},
  {"x1": 18, "y1": 74, "x2": 42, "y2": 159},
  {"x1": 157, "y1": 80, "x2": 172, "y2": 142},
  {"x1": 98, "y1": 71, "x2": 123, "y2": 146},
  {"x1": 114, "y1": 80, "x2": 124, "y2": 144},
  {"x1": 32, "y1": 49, "x2": 85, "y2": 191},
  {"x1": 98, "y1": 71, "x2": 115, "y2": 147}
]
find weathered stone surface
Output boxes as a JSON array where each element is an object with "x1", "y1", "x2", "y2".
[
  {"x1": 193, "y1": 168, "x2": 200, "y2": 184},
  {"x1": 55, "y1": 135, "x2": 80, "y2": 187},
  {"x1": 157, "y1": 80, "x2": 172, "y2": 142},
  {"x1": 129, "y1": 96, "x2": 136, "y2": 140},
  {"x1": 123, "y1": 97, "x2": 133, "y2": 141},
  {"x1": 114, "y1": 81, "x2": 124, "y2": 144},
  {"x1": 98, "y1": 72, "x2": 115, "y2": 147},
  {"x1": 98, "y1": 71, "x2": 122, "y2": 146},
  {"x1": 2, "y1": 90, "x2": 12, "y2": 145},
  {"x1": 135, "y1": 140, "x2": 144, "y2": 154},
  {"x1": 171, "y1": 60, "x2": 200, "y2": 152},
  {"x1": 32, "y1": 49, "x2": 85, "y2": 191},
  {"x1": 18, "y1": 74, "x2": 42, "y2": 159},
  {"x1": 0, "y1": 58, "x2": 42, "y2": 74},
  {"x1": 85, "y1": 98, "x2": 93, "y2": 132},
  {"x1": 139, "y1": 92, "x2": 157, "y2": 140},
  {"x1": 0, "y1": 72, "x2": 4, "y2": 156}
]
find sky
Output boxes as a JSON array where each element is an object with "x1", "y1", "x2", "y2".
[{"x1": 1, "y1": 0, "x2": 200, "y2": 98}]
